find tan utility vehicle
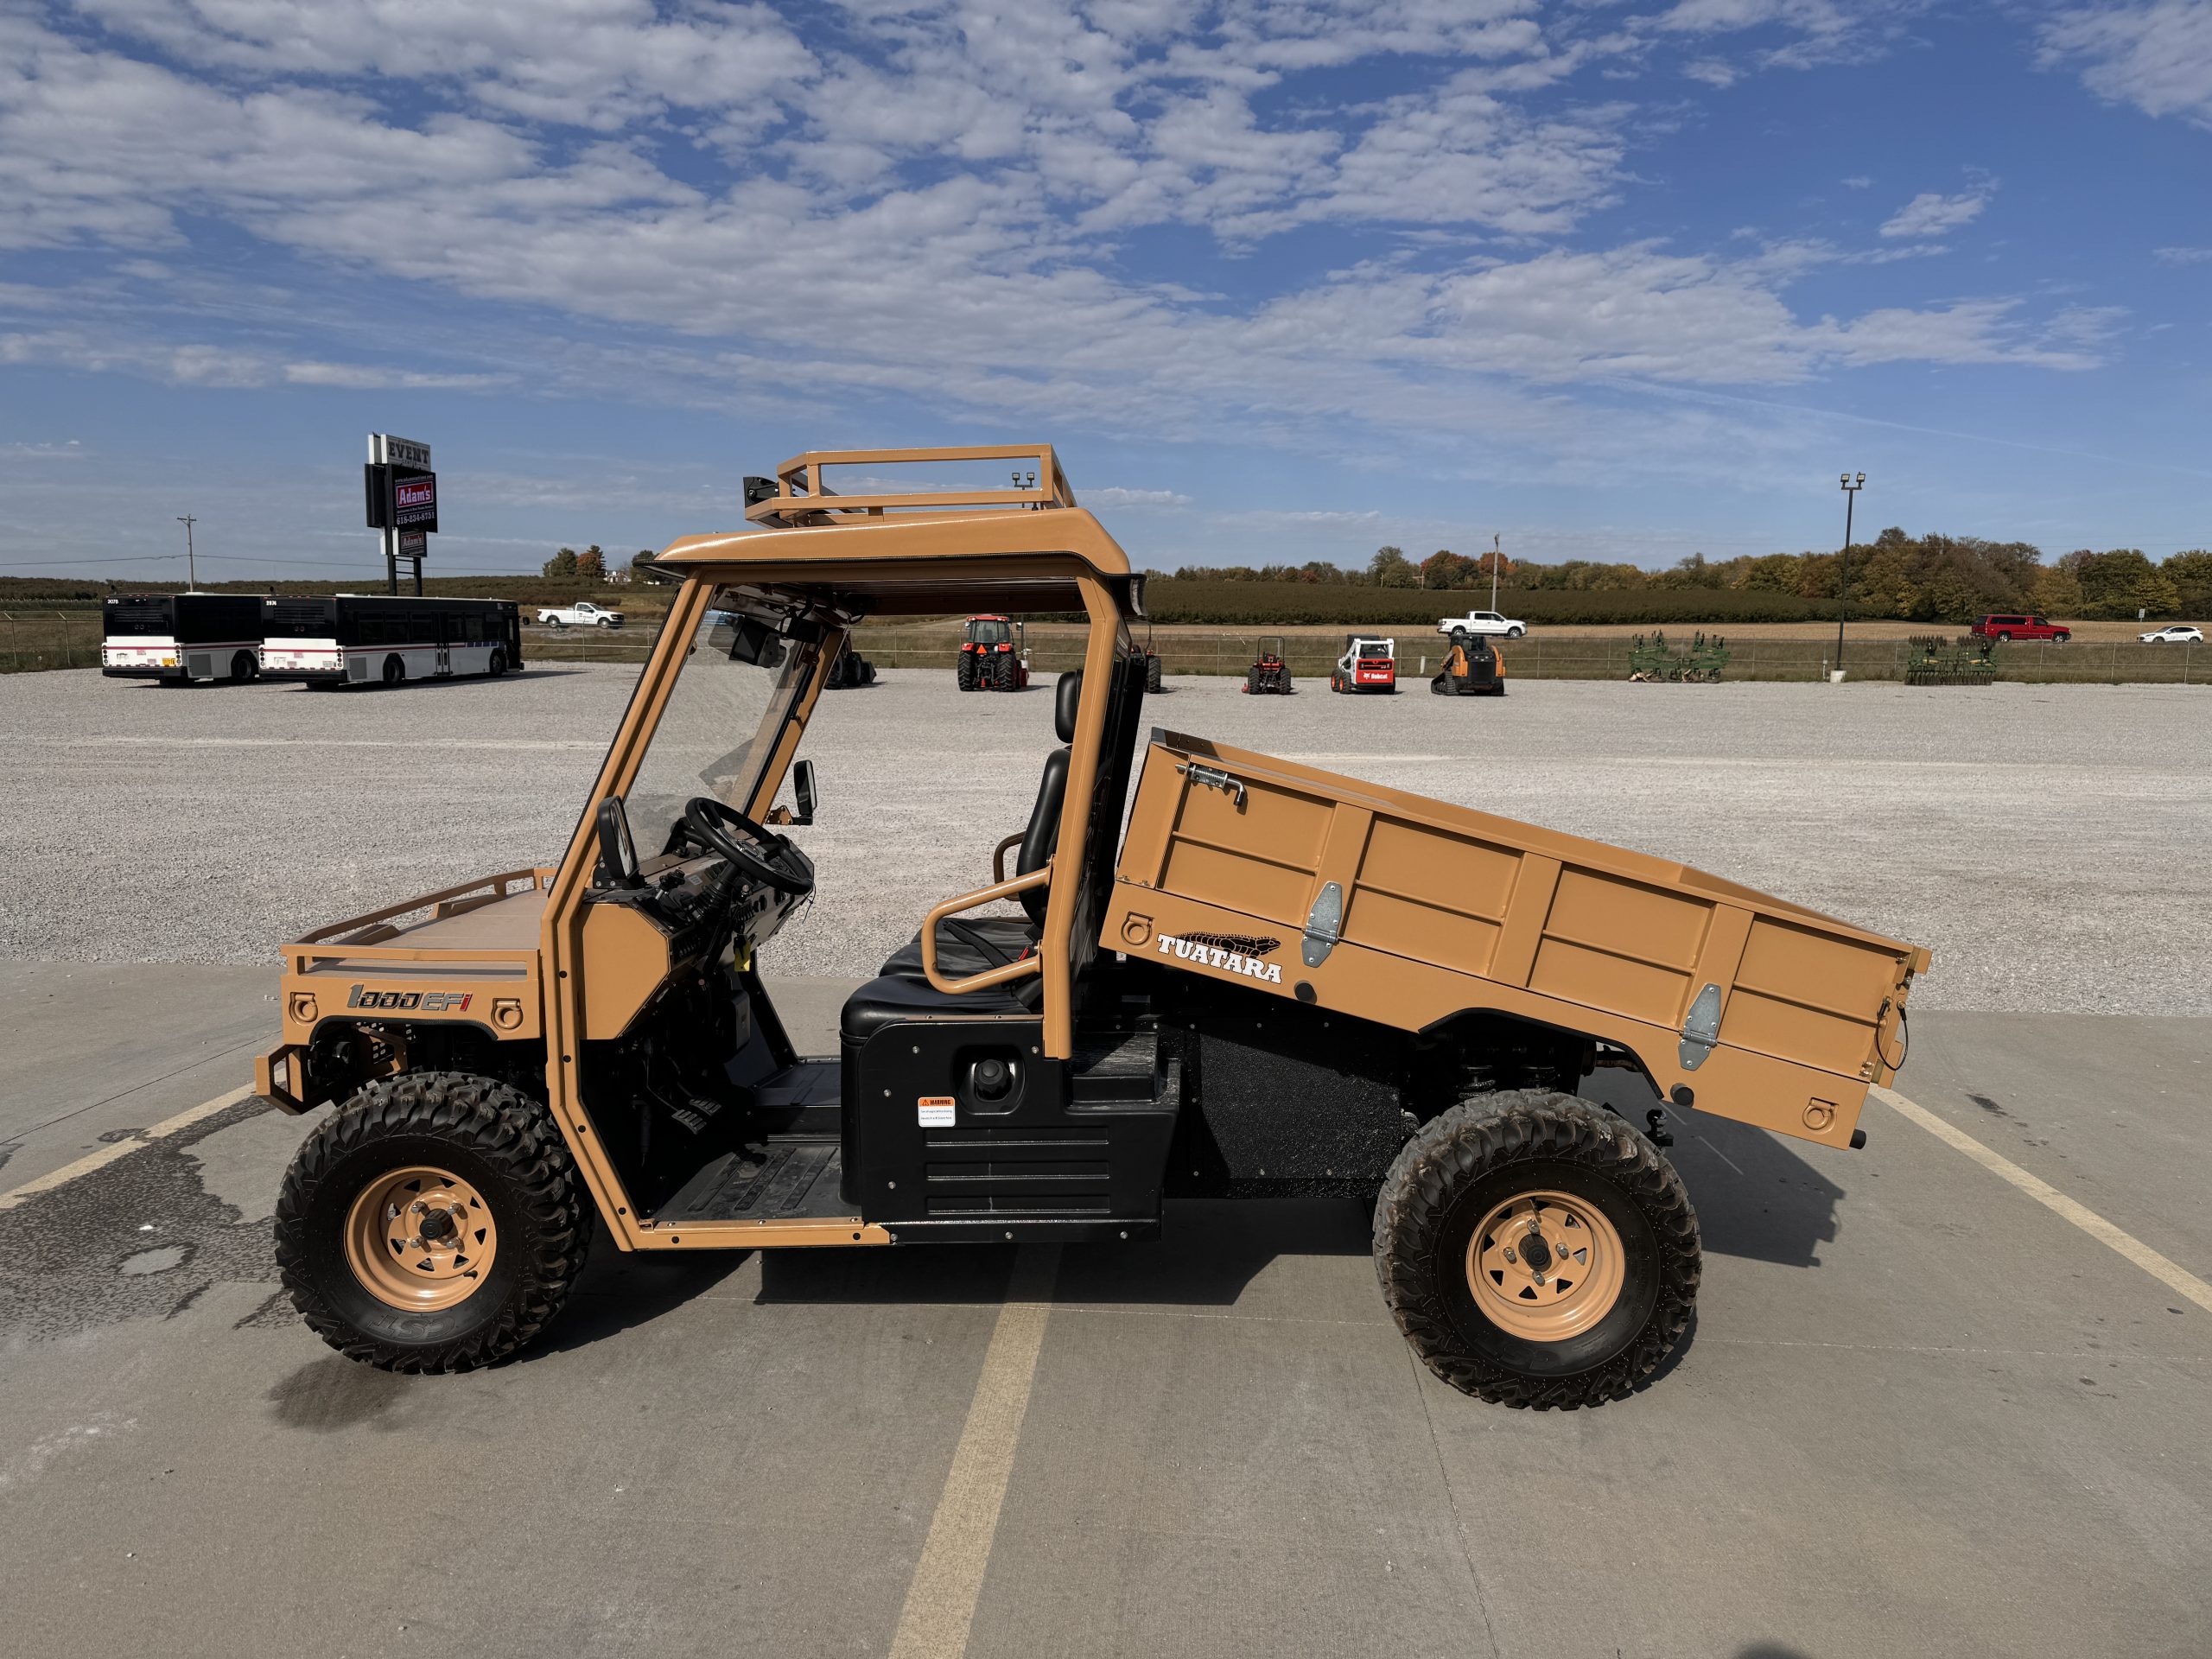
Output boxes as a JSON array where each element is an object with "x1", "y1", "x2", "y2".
[{"x1": 257, "y1": 445, "x2": 1929, "y2": 1408}]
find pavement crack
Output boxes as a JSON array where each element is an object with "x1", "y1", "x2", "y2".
[{"x1": 1410, "y1": 1350, "x2": 1505, "y2": 1659}]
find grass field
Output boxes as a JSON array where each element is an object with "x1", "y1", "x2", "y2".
[
  {"x1": 850, "y1": 619, "x2": 2207, "y2": 684},
  {"x1": 11, "y1": 601, "x2": 2202, "y2": 685}
]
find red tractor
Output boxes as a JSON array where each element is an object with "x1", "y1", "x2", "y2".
[
  {"x1": 1243, "y1": 635, "x2": 1293, "y2": 694},
  {"x1": 956, "y1": 614, "x2": 1030, "y2": 691},
  {"x1": 1136, "y1": 620, "x2": 1164, "y2": 693}
]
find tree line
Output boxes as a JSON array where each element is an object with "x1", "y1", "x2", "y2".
[
  {"x1": 541, "y1": 544, "x2": 658, "y2": 582},
  {"x1": 1171, "y1": 533, "x2": 2212, "y2": 622}
]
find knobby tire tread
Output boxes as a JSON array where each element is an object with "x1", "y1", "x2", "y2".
[
  {"x1": 1372, "y1": 1090, "x2": 1700, "y2": 1409},
  {"x1": 275, "y1": 1071, "x2": 592, "y2": 1374}
]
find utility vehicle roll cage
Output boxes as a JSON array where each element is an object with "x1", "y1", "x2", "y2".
[{"x1": 570, "y1": 447, "x2": 1141, "y2": 1065}]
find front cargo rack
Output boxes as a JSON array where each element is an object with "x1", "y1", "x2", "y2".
[{"x1": 743, "y1": 444, "x2": 1076, "y2": 529}]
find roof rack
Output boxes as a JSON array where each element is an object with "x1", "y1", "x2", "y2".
[{"x1": 743, "y1": 444, "x2": 1074, "y2": 529}]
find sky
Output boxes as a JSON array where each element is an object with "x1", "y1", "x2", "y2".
[{"x1": 0, "y1": 0, "x2": 2208, "y2": 583}]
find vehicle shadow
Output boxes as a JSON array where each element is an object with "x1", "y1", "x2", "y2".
[
  {"x1": 754, "y1": 1194, "x2": 1370, "y2": 1310},
  {"x1": 1585, "y1": 1069, "x2": 1846, "y2": 1269},
  {"x1": 1667, "y1": 1111, "x2": 1847, "y2": 1270},
  {"x1": 532, "y1": 1228, "x2": 749, "y2": 1357}
]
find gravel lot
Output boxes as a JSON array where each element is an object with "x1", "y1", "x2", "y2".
[{"x1": 4, "y1": 664, "x2": 2207, "y2": 1013}]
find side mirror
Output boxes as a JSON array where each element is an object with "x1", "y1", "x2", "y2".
[
  {"x1": 594, "y1": 797, "x2": 642, "y2": 889},
  {"x1": 791, "y1": 760, "x2": 817, "y2": 826}
]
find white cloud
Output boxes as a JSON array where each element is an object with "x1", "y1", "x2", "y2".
[
  {"x1": 1879, "y1": 184, "x2": 1994, "y2": 238},
  {"x1": 1086, "y1": 486, "x2": 1193, "y2": 508},
  {"x1": 283, "y1": 361, "x2": 512, "y2": 391},
  {"x1": 1841, "y1": 175, "x2": 1872, "y2": 188},
  {"x1": 2154, "y1": 245, "x2": 2212, "y2": 264},
  {"x1": 0, "y1": 1, "x2": 2133, "y2": 506},
  {"x1": 2039, "y1": 1, "x2": 2212, "y2": 124}
]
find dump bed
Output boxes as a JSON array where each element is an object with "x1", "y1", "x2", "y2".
[{"x1": 1101, "y1": 732, "x2": 1929, "y2": 1149}]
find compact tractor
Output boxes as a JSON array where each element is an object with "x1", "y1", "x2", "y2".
[
  {"x1": 1433, "y1": 626, "x2": 1506, "y2": 696},
  {"x1": 256, "y1": 443, "x2": 1928, "y2": 1409},
  {"x1": 957, "y1": 613, "x2": 1029, "y2": 690},
  {"x1": 823, "y1": 639, "x2": 878, "y2": 689},
  {"x1": 1331, "y1": 635, "x2": 1398, "y2": 694},
  {"x1": 1243, "y1": 636, "x2": 1293, "y2": 695}
]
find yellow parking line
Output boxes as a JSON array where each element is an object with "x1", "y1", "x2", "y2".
[
  {"x1": 887, "y1": 1245, "x2": 1061, "y2": 1659},
  {"x1": 1872, "y1": 1084, "x2": 2212, "y2": 1316},
  {"x1": 0, "y1": 1086, "x2": 256, "y2": 1211}
]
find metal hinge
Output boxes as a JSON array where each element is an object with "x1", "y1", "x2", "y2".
[
  {"x1": 1302, "y1": 881, "x2": 1344, "y2": 967},
  {"x1": 1678, "y1": 982, "x2": 1723, "y2": 1071}
]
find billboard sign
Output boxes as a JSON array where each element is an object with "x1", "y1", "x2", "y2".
[
  {"x1": 391, "y1": 469, "x2": 437, "y2": 529},
  {"x1": 397, "y1": 528, "x2": 428, "y2": 557}
]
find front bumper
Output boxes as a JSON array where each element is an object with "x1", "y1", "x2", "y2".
[{"x1": 255, "y1": 1042, "x2": 312, "y2": 1114}]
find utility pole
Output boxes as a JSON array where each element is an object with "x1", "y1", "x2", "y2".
[
  {"x1": 1836, "y1": 473, "x2": 1865, "y2": 674},
  {"x1": 1491, "y1": 532, "x2": 1502, "y2": 613},
  {"x1": 176, "y1": 514, "x2": 198, "y2": 590}
]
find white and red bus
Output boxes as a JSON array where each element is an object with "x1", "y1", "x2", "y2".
[
  {"x1": 102, "y1": 593, "x2": 268, "y2": 683},
  {"x1": 258, "y1": 594, "x2": 523, "y2": 687}
]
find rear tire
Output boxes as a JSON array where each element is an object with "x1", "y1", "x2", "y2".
[
  {"x1": 231, "y1": 650, "x2": 257, "y2": 682},
  {"x1": 274, "y1": 1071, "x2": 591, "y2": 1373},
  {"x1": 383, "y1": 655, "x2": 404, "y2": 685},
  {"x1": 489, "y1": 647, "x2": 508, "y2": 677},
  {"x1": 1146, "y1": 656, "x2": 1163, "y2": 693},
  {"x1": 1373, "y1": 1091, "x2": 1699, "y2": 1408},
  {"x1": 957, "y1": 652, "x2": 976, "y2": 691},
  {"x1": 994, "y1": 652, "x2": 1017, "y2": 691}
]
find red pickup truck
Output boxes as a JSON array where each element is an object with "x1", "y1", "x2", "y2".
[{"x1": 1971, "y1": 613, "x2": 2070, "y2": 644}]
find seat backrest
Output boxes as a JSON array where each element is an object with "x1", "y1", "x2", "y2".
[
  {"x1": 1012, "y1": 671, "x2": 1082, "y2": 922},
  {"x1": 1016, "y1": 663, "x2": 1147, "y2": 928}
]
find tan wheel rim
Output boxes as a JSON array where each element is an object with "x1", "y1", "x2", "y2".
[
  {"x1": 1465, "y1": 1190, "x2": 1624, "y2": 1343},
  {"x1": 344, "y1": 1166, "x2": 498, "y2": 1312}
]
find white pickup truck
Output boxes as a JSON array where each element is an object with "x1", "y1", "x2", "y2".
[
  {"x1": 536, "y1": 599, "x2": 625, "y2": 629},
  {"x1": 1434, "y1": 608, "x2": 1527, "y2": 639}
]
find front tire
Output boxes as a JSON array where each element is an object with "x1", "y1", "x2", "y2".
[
  {"x1": 382, "y1": 655, "x2": 405, "y2": 685},
  {"x1": 1373, "y1": 1091, "x2": 1698, "y2": 1408},
  {"x1": 274, "y1": 1071, "x2": 592, "y2": 1372}
]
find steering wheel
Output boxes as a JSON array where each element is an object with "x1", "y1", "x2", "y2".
[{"x1": 681, "y1": 797, "x2": 816, "y2": 897}]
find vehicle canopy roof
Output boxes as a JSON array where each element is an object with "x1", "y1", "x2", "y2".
[{"x1": 653, "y1": 445, "x2": 1142, "y2": 621}]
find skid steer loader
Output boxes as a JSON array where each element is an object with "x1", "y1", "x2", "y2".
[{"x1": 257, "y1": 443, "x2": 1928, "y2": 1408}]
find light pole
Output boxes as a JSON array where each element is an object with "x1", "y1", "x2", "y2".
[
  {"x1": 1490, "y1": 532, "x2": 1502, "y2": 614},
  {"x1": 176, "y1": 514, "x2": 198, "y2": 590},
  {"x1": 1835, "y1": 473, "x2": 1863, "y2": 673}
]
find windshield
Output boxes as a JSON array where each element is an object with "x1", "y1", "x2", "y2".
[
  {"x1": 622, "y1": 589, "x2": 817, "y2": 858},
  {"x1": 105, "y1": 598, "x2": 173, "y2": 635},
  {"x1": 969, "y1": 619, "x2": 1011, "y2": 645}
]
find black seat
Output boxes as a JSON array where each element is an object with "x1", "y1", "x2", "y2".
[
  {"x1": 879, "y1": 671, "x2": 1081, "y2": 979},
  {"x1": 841, "y1": 969, "x2": 1040, "y2": 1046}
]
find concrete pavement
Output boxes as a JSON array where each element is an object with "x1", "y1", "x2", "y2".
[{"x1": 1, "y1": 969, "x2": 2206, "y2": 1658}]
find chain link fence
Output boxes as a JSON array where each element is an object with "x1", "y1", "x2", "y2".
[
  {"x1": 0, "y1": 611, "x2": 103, "y2": 674},
  {"x1": 848, "y1": 623, "x2": 2208, "y2": 686},
  {"x1": 8, "y1": 607, "x2": 2202, "y2": 686}
]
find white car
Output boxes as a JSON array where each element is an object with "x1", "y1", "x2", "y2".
[
  {"x1": 1435, "y1": 609, "x2": 1527, "y2": 639},
  {"x1": 537, "y1": 599, "x2": 625, "y2": 629},
  {"x1": 2140, "y1": 624, "x2": 2203, "y2": 644}
]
